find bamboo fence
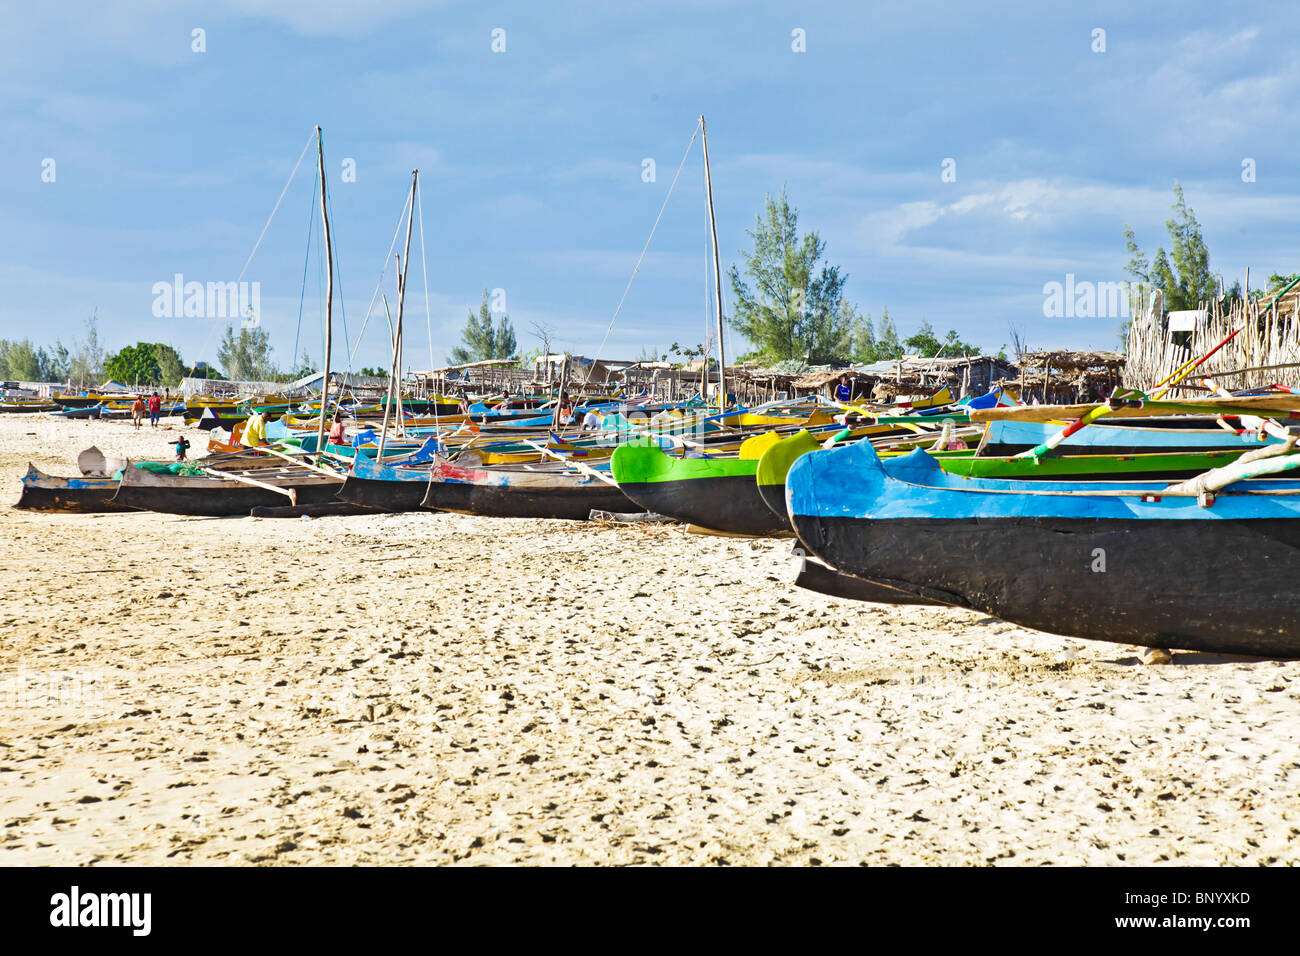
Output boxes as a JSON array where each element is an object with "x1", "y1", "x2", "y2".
[{"x1": 1124, "y1": 292, "x2": 1300, "y2": 396}]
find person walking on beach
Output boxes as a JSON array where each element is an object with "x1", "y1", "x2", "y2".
[
  {"x1": 147, "y1": 391, "x2": 162, "y2": 428},
  {"x1": 131, "y1": 396, "x2": 146, "y2": 429}
]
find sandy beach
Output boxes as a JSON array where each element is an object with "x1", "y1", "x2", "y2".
[{"x1": 1, "y1": 413, "x2": 1298, "y2": 866}]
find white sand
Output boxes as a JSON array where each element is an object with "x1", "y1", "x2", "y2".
[{"x1": 1, "y1": 413, "x2": 1298, "y2": 865}]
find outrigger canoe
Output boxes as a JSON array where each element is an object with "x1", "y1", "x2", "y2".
[
  {"x1": 14, "y1": 464, "x2": 133, "y2": 513},
  {"x1": 421, "y1": 456, "x2": 634, "y2": 520},
  {"x1": 336, "y1": 455, "x2": 434, "y2": 512},
  {"x1": 787, "y1": 440, "x2": 1300, "y2": 657},
  {"x1": 114, "y1": 456, "x2": 344, "y2": 516},
  {"x1": 610, "y1": 436, "x2": 790, "y2": 536}
]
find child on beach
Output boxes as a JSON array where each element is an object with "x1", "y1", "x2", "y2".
[
  {"x1": 327, "y1": 412, "x2": 345, "y2": 446},
  {"x1": 173, "y1": 436, "x2": 191, "y2": 461}
]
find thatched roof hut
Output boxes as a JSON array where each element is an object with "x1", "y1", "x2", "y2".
[
  {"x1": 785, "y1": 355, "x2": 1016, "y2": 403},
  {"x1": 1003, "y1": 350, "x2": 1125, "y2": 403}
]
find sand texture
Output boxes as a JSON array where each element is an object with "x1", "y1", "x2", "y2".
[{"x1": 1, "y1": 414, "x2": 1298, "y2": 865}]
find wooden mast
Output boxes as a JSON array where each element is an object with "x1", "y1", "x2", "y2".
[
  {"x1": 379, "y1": 170, "x2": 418, "y2": 457},
  {"x1": 314, "y1": 126, "x2": 335, "y2": 455},
  {"x1": 700, "y1": 115, "x2": 726, "y2": 414}
]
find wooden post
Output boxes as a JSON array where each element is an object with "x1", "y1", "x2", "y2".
[
  {"x1": 314, "y1": 126, "x2": 335, "y2": 456},
  {"x1": 379, "y1": 170, "x2": 417, "y2": 457},
  {"x1": 700, "y1": 116, "x2": 727, "y2": 414}
]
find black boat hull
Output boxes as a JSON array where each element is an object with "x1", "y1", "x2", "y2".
[
  {"x1": 421, "y1": 477, "x2": 633, "y2": 520},
  {"x1": 791, "y1": 513, "x2": 1300, "y2": 657},
  {"x1": 794, "y1": 556, "x2": 940, "y2": 606},
  {"x1": 113, "y1": 481, "x2": 343, "y2": 517},
  {"x1": 618, "y1": 475, "x2": 790, "y2": 536},
  {"x1": 758, "y1": 480, "x2": 793, "y2": 530},
  {"x1": 16, "y1": 485, "x2": 133, "y2": 513},
  {"x1": 337, "y1": 475, "x2": 430, "y2": 512}
]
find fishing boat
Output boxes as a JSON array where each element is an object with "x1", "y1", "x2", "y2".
[
  {"x1": 1, "y1": 400, "x2": 62, "y2": 413},
  {"x1": 113, "y1": 454, "x2": 345, "y2": 517},
  {"x1": 940, "y1": 448, "x2": 1254, "y2": 481},
  {"x1": 14, "y1": 464, "x2": 133, "y2": 513},
  {"x1": 336, "y1": 454, "x2": 435, "y2": 512},
  {"x1": 421, "y1": 456, "x2": 635, "y2": 519},
  {"x1": 52, "y1": 393, "x2": 109, "y2": 409},
  {"x1": 979, "y1": 417, "x2": 1283, "y2": 456},
  {"x1": 786, "y1": 439, "x2": 1300, "y2": 656},
  {"x1": 49, "y1": 403, "x2": 104, "y2": 419},
  {"x1": 610, "y1": 436, "x2": 790, "y2": 536}
]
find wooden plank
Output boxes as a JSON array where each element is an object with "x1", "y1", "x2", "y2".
[{"x1": 201, "y1": 467, "x2": 297, "y2": 504}]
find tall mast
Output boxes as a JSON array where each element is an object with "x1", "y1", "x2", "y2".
[
  {"x1": 315, "y1": 126, "x2": 335, "y2": 454},
  {"x1": 379, "y1": 170, "x2": 418, "y2": 457},
  {"x1": 700, "y1": 115, "x2": 727, "y2": 414}
]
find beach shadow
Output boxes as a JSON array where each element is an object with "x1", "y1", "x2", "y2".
[{"x1": 1104, "y1": 650, "x2": 1282, "y2": 667}]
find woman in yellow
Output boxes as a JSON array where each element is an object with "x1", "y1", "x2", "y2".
[{"x1": 241, "y1": 409, "x2": 266, "y2": 448}]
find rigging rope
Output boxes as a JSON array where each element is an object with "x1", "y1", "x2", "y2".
[
  {"x1": 185, "y1": 127, "x2": 316, "y2": 381},
  {"x1": 588, "y1": 118, "x2": 701, "y2": 377},
  {"x1": 290, "y1": 161, "x2": 319, "y2": 375},
  {"x1": 348, "y1": 191, "x2": 412, "y2": 364}
]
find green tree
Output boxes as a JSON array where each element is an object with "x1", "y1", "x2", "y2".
[
  {"x1": 1122, "y1": 182, "x2": 1216, "y2": 313},
  {"x1": 849, "y1": 311, "x2": 876, "y2": 364},
  {"x1": 191, "y1": 362, "x2": 224, "y2": 380},
  {"x1": 903, "y1": 319, "x2": 942, "y2": 356},
  {"x1": 69, "y1": 313, "x2": 105, "y2": 386},
  {"x1": 727, "y1": 189, "x2": 856, "y2": 363},
  {"x1": 875, "y1": 308, "x2": 903, "y2": 361},
  {"x1": 449, "y1": 290, "x2": 517, "y2": 364},
  {"x1": 1267, "y1": 272, "x2": 1300, "y2": 296},
  {"x1": 217, "y1": 325, "x2": 277, "y2": 380},
  {"x1": 293, "y1": 348, "x2": 316, "y2": 378},
  {"x1": 155, "y1": 344, "x2": 186, "y2": 387},
  {"x1": 104, "y1": 343, "x2": 162, "y2": 385},
  {"x1": 0, "y1": 340, "x2": 43, "y2": 380}
]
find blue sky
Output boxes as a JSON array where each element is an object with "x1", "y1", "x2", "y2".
[{"x1": 3, "y1": 1, "x2": 1298, "y2": 373}]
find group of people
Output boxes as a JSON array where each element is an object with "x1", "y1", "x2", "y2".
[
  {"x1": 125, "y1": 389, "x2": 191, "y2": 459},
  {"x1": 551, "y1": 393, "x2": 603, "y2": 432},
  {"x1": 130, "y1": 391, "x2": 167, "y2": 429}
]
